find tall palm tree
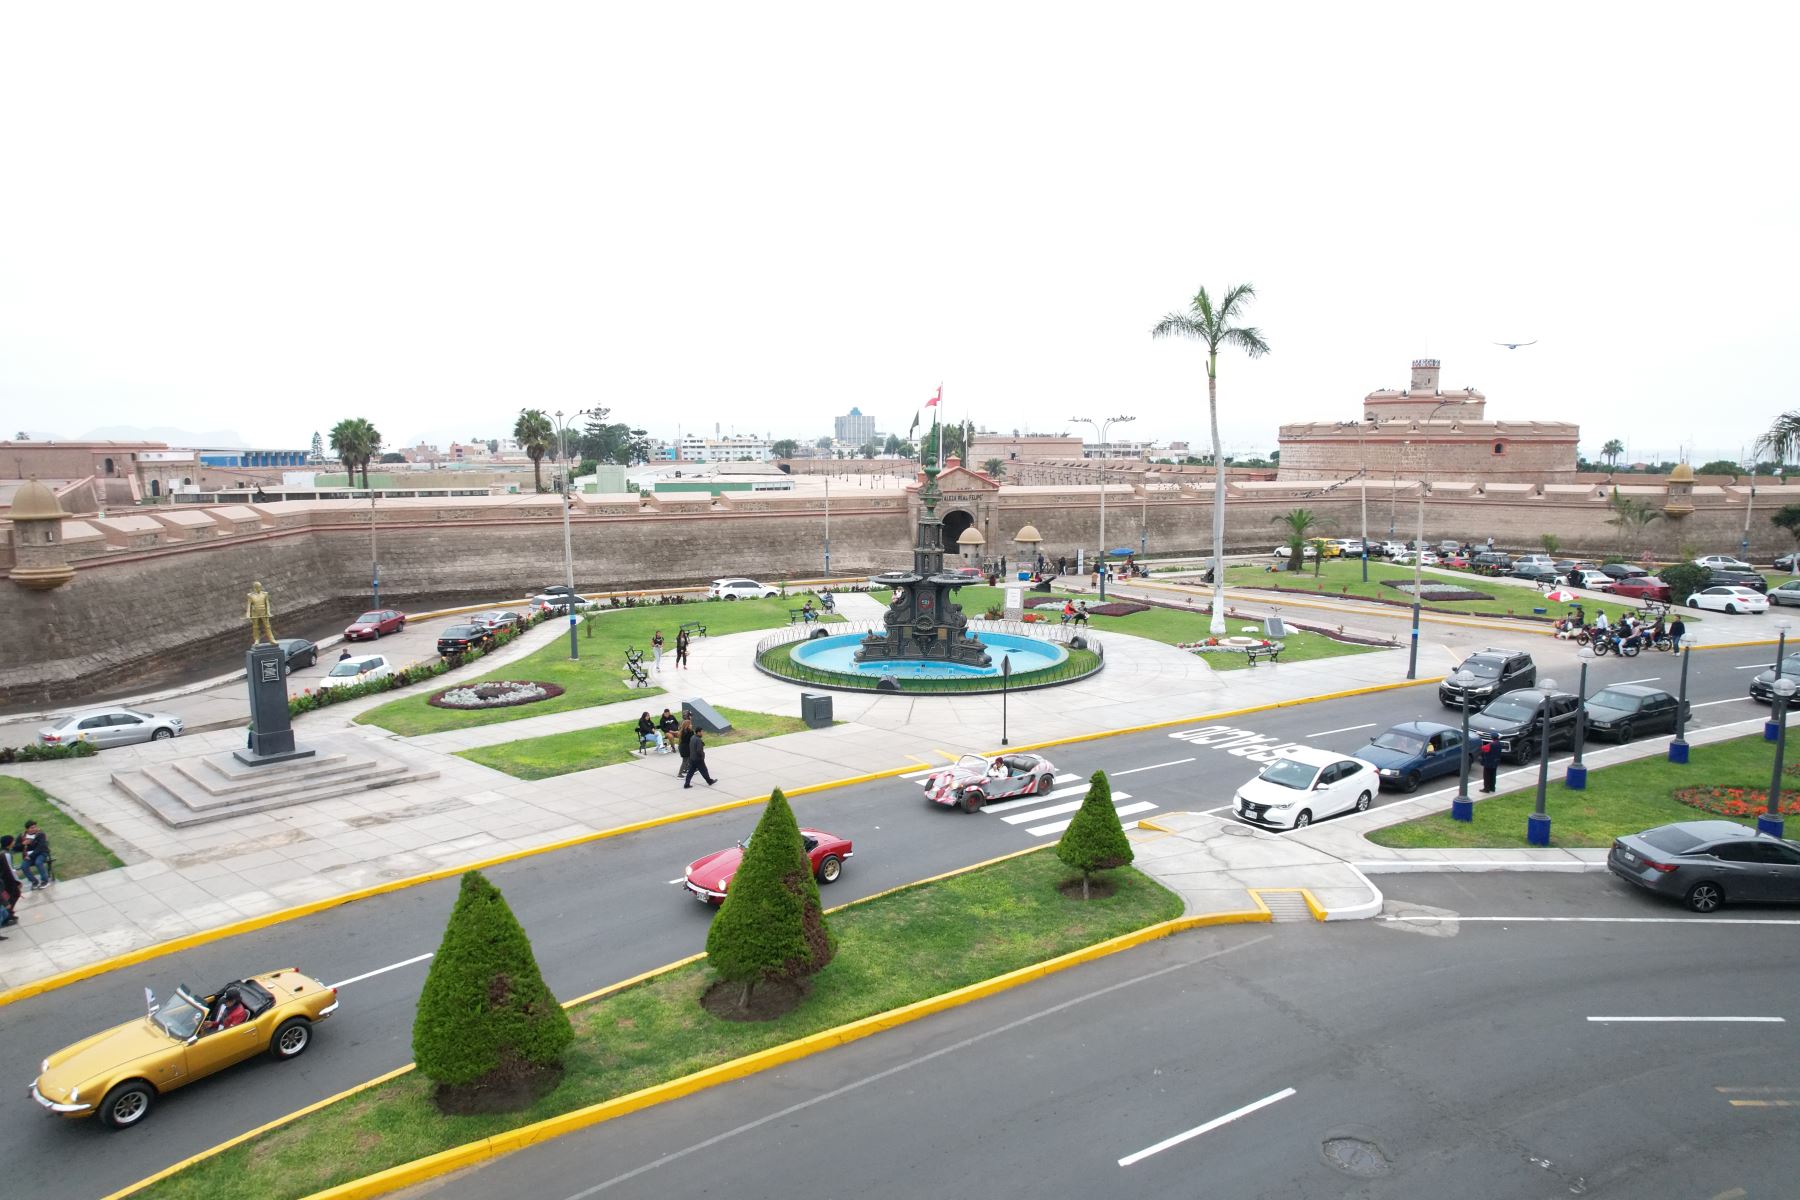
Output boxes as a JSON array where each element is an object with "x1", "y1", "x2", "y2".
[
  {"x1": 514, "y1": 409, "x2": 554, "y2": 492},
  {"x1": 1605, "y1": 487, "x2": 1661, "y2": 555},
  {"x1": 982, "y1": 457, "x2": 1006, "y2": 479},
  {"x1": 1153, "y1": 283, "x2": 1270, "y2": 633},
  {"x1": 1273, "y1": 508, "x2": 1316, "y2": 573},
  {"x1": 1756, "y1": 412, "x2": 1800, "y2": 466},
  {"x1": 1600, "y1": 438, "x2": 1625, "y2": 468},
  {"x1": 328, "y1": 418, "x2": 381, "y2": 487}
]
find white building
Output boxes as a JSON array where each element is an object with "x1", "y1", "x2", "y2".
[
  {"x1": 673, "y1": 434, "x2": 772, "y2": 463},
  {"x1": 1083, "y1": 439, "x2": 1157, "y2": 461},
  {"x1": 834, "y1": 407, "x2": 877, "y2": 446}
]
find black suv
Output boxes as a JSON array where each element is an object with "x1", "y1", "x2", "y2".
[
  {"x1": 436, "y1": 623, "x2": 495, "y2": 657},
  {"x1": 1471, "y1": 551, "x2": 1512, "y2": 574},
  {"x1": 1706, "y1": 567, "x2": 1768, "y2": 594},
  {"x1": 1748, "y1": 654, "x2": 1800, "y2": 702},
  {"x1": 1439, "y1": 649, "x2": 1537, "y2": 710},
  {"x1": 1468, "y1": 689, "x2": 1582, "y2": 763}
]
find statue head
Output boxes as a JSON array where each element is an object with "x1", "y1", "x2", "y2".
[{"x1": 251, "y1": 581, "x2": 264, "y2": 592}]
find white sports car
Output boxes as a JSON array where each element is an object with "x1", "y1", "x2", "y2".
[{"x1": 922, "y1": 753, "x2": 1058, "y2": 812}]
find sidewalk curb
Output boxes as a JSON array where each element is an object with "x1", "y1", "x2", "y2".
[{"x1": 1354, "y1": 860, "x2": 1607, "y2": 875}]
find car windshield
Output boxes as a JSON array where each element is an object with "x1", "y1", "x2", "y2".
[
  {"x1": 355, "y1": 612, "x2": 382, "y2": 623},
  {"x1": 1588, "y1": 689, "x2": 1639, "y2": 711},
  {"x1": 1484, "y1": 699, "x2": 1537, "y2": 721},
  {"x1": 1461, "y1": 660, "x2": 1502, "y2": 679},
  {"x1": 957, "y1": 754, "x2": 989, "y2": 772},
  {"x1": 328, "y1": 662, "x2": 363, "y2": 677},
  {"x1": 153, "y1": 990, "x2": 207, "y2": 1041},
  {"x1": 1774, "y1": 655, "x2": 1800, "y2": 676},
  {"x1": 1371, "y1": 731, "x2": 1425, "y2": 754},
  {"x1": 1258, "y1": 759, "x2": 1317, "y2": 790}
]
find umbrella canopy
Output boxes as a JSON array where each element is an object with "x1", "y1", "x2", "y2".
[
  {"x1": 1544, "y1": 588, "x2": 1578, "y2": 603},
  {"x1": 1108, "y1": 546, "x2": 1135, "y2": 556}
]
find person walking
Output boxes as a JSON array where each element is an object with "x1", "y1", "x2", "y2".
[
  {"x1": 651, "y1": 629, "x2": 665, "y2": 672},
  {"x1": 683, "y1": 727, "x2": 717, "y2": 788},
  {"x1": 18, "y1": 820, "x2": 50, "y2": 890},
  {"x1": 676, "y1": 716, "x2": 695, "y2": 777},
  {"x1": 675, "y1": 628, "x2": 690, "y2": 669},
  {"x1": 1669, "y1": 614, "x2": 1686, "y2": 653},
  {"x1": 1478, "y1": 738, "x2": 1502, "y2": 794},
  {"x1": 0, "y1": 834, "x2": 22, "y2": 927}
]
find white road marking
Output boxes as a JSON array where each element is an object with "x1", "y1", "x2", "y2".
[
  {"x1": 1615, "y1": 676, "x2": 1661, "y2": 685},
  {"x1": 981, "y1": 782, "x2": 1092, "y2": 814},
  {"x1": 899, "y1": 766, "x2": 940, "y2": 778},
  {"x1": 328, "y1": 952, "x2": 434, "y2": 989},
  {"x1": 1378, "y1": 915, "x2": 1800, "y2": 926},
  {"x1": 1734, "y1": 663, "x2": 1769, "y2": 670},
  {"x1": 1112, "y1": 758, "x2": 1195, "y2": 776},
  {"x1": 1589, "y1": 1016, "x2": 1784, "y2": 1023},
  {"x1": 1118, "y1": 1087, "x2": 1297, "y2": 1167},
  {"x1": 667, "y1": 878, "x2": 685, "y2": 885},
  {"x1": 1694, "y1": 698, "x2": 1753, "y2": 707},
  {"x1": 1310, "y1": 722, "x2": 1376, "y2": 736},
  {"x1": 1028, "y1": 802, "x2": 1154, "y2": 837},
  {"x1": 1000, "y1": 792, "x2": 1134, "y2": 824}
]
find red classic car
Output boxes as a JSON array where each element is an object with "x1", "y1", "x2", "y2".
[
  {"x1": 923, "y1": 753, "x2": 1058, "y2": 812},
  {"x1": 1610, "y1": 576, "x2": 1672, "y2": 603},
  {"x1": 343, "y1": 609, "x2": 406, "y2": 640},
  {"x1": 683, "y1": 829, "x2": 853, "y2": 905}
]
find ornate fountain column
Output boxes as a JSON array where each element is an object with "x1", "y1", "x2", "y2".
[{"x1": 857, "y1": 464, "x2": 991, "y2": 668}]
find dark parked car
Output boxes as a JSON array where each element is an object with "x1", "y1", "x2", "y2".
[
  {"x1": 1467, "y1": 688, "x2": 1580, "y2": 762},
  {"x1": 1747, "y1": 654, "x2": 1800, "y2": 702},
  {"x1": 1706, "y1": 568, "x2": 1769, "y2": 594},
  {"x1": 1598, "y1": 563, "x2": 1649, "y2": 581},
  {"x1": 275, "y1": 638, "x2": 317, "y2": 671},
  {"x1": 1775, "y1": 552, "x2": 1800, "y2": 571},
  {"x1": 1358, "y1": 721, "x2": 1466, "y2": 792},
  {"x1": 1609, "y1": 821, "x2": 1800, "y2": 912},
  {"x1": 1511, "y1": 564, "x2": 1562, "y2": 585},
  {"x1": 1470, "y1": 551, "x2": 1512, "y2": 574},
  {"x1": 436, "y1": 623, "x2": 495, "y2": 657},
  {"x1": 344, "y1": 609, "x2": 406, "y2": 640},
  {"x1": 1583, "y1": 684, "x2": 1688, "y2": 742},
  {"x1": 1610, "y1": 576, "x2": 1672, "y2": 603},
  {"x1": 1439, "y1": 649, "x2": 1537, "y2": 710}
]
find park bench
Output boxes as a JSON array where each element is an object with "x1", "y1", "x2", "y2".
[
  {"x1": 1244, "y1": 643, "x2": 1284, "y2": 667},
  {"x1": 679, "y1": 620, "x2": 707, "y2": 639},
  {"x1": 789, "y1": 607, "x2": 823, "y2": 625},
  {"x1": 624, "y1": 649, "x2": 650, "y2": 688}
]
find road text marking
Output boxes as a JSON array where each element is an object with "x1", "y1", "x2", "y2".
[
  {"x1": 329, "y1": 952, "x2": 434, "y2": 989},
  {"x1": 1118, "y1": 1088, "x2": 1297, "y2": 1167}
]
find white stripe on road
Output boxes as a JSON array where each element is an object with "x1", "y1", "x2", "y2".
[
  {"x1": 1112, "y1": 758, "x2": 1195, "y2": 776},
  {"x1": 980, "y1": 781, "x2": 1089, "y2": 814},
  {"x1": 1615, "y1": 677, "x2": 1661, "y2": 685},
  {"x1": 1589, "y1": 1016, "x2": 1784, "y2": 1023},
  {"x1": 329, "y1": 952, "x2": 434, "y2": 989},
  {"x1": 1027, "y1": 802, "x2": 1154, "y2": 837},
  {"x1": 1694, "y1": 698, "x2": 1754, "y2": 707},
  {"x1": 899, "y1": 766, "x2": 940, "y2": 778},
  {"x1": 1000, "y1": 792, "x2": 1134, "y2": 824},
  {"x1": 1310, "y1": 723, "x2": 1377, "y2": 736},
  {"x1": 1118, "y1": 1088, "x2": 1297, "y2": 1167},
  {"x1": 1378, "y1": 915, "x2": 1800, "y2": 926},
  {"x1": 1735, "y1": 663, "x2": 1769, "y2": 670}
]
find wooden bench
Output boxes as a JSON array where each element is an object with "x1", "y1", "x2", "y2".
[
  {"x1": 1244, "y1": 643, "x2": 1284, "y2": 667},
  {"x1": 679, "y1": 620, "x2": 707, "y2": 638}
]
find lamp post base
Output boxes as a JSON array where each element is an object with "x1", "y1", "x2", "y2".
[
  {"x1": 1667, "y1": 739, "x2": 1689, "y2": 764},
  {"x1": 1526, "y1": 813, "x2": 1552, "y2": 846},
  {"x1": 1757, "y1": 813, "x2": 1786, "y2": 839},
  {"x1": 1450, "y1": 796, "x2": 1474, "y2": 822},
  {"x1": 1564, "y1": 764, "x2": 1587, "y2": 790},
  {"x1": 1767, "y1": 721, "x2": 1781, "y2": 743}
]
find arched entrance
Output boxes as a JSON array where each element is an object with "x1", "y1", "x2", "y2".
[
  {"x1": 941, "y1": 508, "x2": 974, "y2": 560},
  {"x1": 149, "y1": 479, "x2": 160, "y2": 497}
]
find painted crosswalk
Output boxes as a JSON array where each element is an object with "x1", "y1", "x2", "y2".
[{"x1": 911, "y1": 769, "x2": 1155, "y2": 838}]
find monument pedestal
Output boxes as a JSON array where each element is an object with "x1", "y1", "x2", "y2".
[{"x1": 232, "y1": 643, "x2": 315, "y2": 767}]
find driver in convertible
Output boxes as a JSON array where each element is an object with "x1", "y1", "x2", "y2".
[
  {"x1": 987, "y1": 758, "x2": 1008, "y2": 779},
  {"x1": 207, "y1": 987, "x2": 249, "y2": 1032}
]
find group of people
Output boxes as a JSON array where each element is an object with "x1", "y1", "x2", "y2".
[
  {"x1": 634, "y1": 708, "x2": 717, "y2": 788},
  {"x1": 0, "y1": 820, "x2": 52, "y2": 939},
  {"x1": 1060, "y1": 599, "x2": 1091, "y2": 626},
  {"x1": 647, "y1": 628, "x2": 691, "y2": 672}
]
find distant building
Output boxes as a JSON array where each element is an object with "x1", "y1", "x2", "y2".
[
  {"x1": 967, "y1": 434, "x2": 1084, "y2": 463},
  {"x1": 1083, "y1": 439, "x2": 1155, "y2": 462},
  {"x1": 834, "y1": 407, "x2": 877, "y2": 446},
  {"x1": 195, "y1": 447, "x2": 308, "y2": 469}
]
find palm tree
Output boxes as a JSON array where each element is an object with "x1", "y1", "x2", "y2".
[
  {"x1": 1756, "y1": 412, "x2": 1800, "y2": 466},
  {"x1": 1601, "y1": 439, "x2": 1625, "y2": 468},
  {"x1": 1273, "y1": 507, "x2": 1316, "y2": 574},
  {"x1": 1153, "y1": 284, "x2": 1271, "y2": 634},
  {"x1": 513, "y1": 409, "x2": 554, "y2": 492},
  {"x1": 982, "y1": 457, "x2": 1006, "y2": 479},
  {"x1": 1605, "y1": 487, "x2": 1661, "y2": 555},
  {"x1": 328, "y1": 418, "x2": 381, "y2": 487}
]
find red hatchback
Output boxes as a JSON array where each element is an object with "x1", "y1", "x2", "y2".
[
  {"x1": 343, "y1": 609, "x2": 405, "y2": 640},
  {"x1": 1611, "y1": 577, "x2": 1672, "y2": 603},
  {"x1": 683, "y1": 829, "x2": 853, "y2": 905}
]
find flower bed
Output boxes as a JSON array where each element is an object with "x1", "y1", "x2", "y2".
[
  {"x1": 1379, "y1": 580, "x2": 1495, "y2": 601},
  {"x1": 428, "y1": 680, "x2": 565, "y2": 710},
  {"x1": 1674, "y1": 785, "x2": 1800, "y2": 820},
  {"x1": 0, "y1": 741, "x2": 97, "y2": 764},
  {"x1": 1023, "y1": 597, "x2": 1149, "y2": 617}
]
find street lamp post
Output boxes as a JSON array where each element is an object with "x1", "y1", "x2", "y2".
[
  {"x1": 1670, "y1": 647, "x2": 1693, "y2": 762},
  {"x1": 1766, "y1": 623, "x2": 1790, "y2": 743},
  {"x1": 368, "y1": 486, "x2": 380, "y2": 608},
  {"x1": 1070, "y1": 414, "x2": 1134, "y2": 601},
  {"x1": 1528, "y1": 676, "x2": 1558, "y2": 846},
  {"x1": 1450, "y1": 668, "x2": 1477, "y2": 821},
  {"x1": 551, "y1": 409, "x2": 591, "y2": 662},
  {"x1": 1764, "y1": 676, "x2": 1797, "y2": 838},
  {"x1": 1566, "y1": 646, "x2": 1595, "y2": 789},
  {"x1": 1405, "y1": 400, "x2": 1455, "y2": 680},
  {"x1": 1000, "y1": 655, "x2": 1012, "y2": 745},
  {"x1": 823, "y1": 474, "x2": 831, "y2": 576}
]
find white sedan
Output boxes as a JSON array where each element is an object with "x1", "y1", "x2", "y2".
[
  {"x1": 708, "y1": 578, "x2": 779, "y2": 600},
  {"x1": 1686, "y1": 586, "x2": 1769, "y2": 614},
  {"x1": 317, "y1": 654, "x2": 393, "y2": 690},
  {"x1": 1233, "y1": 747, "x2": 1379, "y2": 830},
  {"x1": 1392, "y1": 550, "x2": 1440, "y2": 566}
]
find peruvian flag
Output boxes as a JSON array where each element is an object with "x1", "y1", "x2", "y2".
[{"x1": 925, "y1": 386, "x2": 941, "y2": 408}]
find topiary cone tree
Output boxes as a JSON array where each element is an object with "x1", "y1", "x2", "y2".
[
  {"x1": 412, "y1": 870, "x2": 573, "y2": 1113},
  {"x1": 1056, "y1": 770, "x2": 1134, "y2": 899},
  {"x1": 705, "y1": 788, "x2": 836, "y2": 1012}
]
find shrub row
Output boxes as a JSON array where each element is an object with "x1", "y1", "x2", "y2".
[{"x1": 0, "y1": 740, "x2": 98, "y2": 764}]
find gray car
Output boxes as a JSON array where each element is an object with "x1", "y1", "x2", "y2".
[
  {"x1": 38, "y1": 707, "x2": 185, "y2": 749},
  {"x1": 1609, "y1": 820, "x2": 1800, "y2": 912}
]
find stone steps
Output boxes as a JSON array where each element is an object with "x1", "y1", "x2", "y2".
[{"x1": 112, "y1": 741, "x2": 439, "y2": 828}]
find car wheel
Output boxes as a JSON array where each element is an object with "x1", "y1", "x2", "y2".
[
  {"x1": 1355, "y1": 791, "x2": 1373, "y2": 812},
  {"x1": 152, "y1": 728, "x2": 174, "y2": 741},
  {"x1": 1293, "y1": 810, "x2": 1313, "y2": 828},
  {"x1": 959, "y1": 789, "x2": 982, "y2": 813},
  {"x1": 99, "y1": 1080, "x2": 154, "y2": 1129},
  {"x1": 306, "y1": 651, "x2": 317, "y2": 667},
  {"x1": 1515, "y1": 740, "x2": 1536, "y2": 765},
  {"x1": 1402, "y1": 771, "x2": 1420, "y2": 794},
  {"x1": 816, "y1": 855, "x2": 842, "y2": 884},
  {"x1": 271, "y1": 1017, "x2": 312, "y2": 1060},
  {"x1": 1617, "y1": 722, "x2": 1633, "y2": 744},
  {"x1": 725, "y1": 595, "x2": 738, "y2": 601},
  {"x1": 1684, "y1": 881, "x2": 1724, "y2": 914},
  {"x1": 1727, "y1": 604, "x2": 1738, "y2": 614}
]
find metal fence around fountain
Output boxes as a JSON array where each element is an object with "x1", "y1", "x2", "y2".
[{"x1": 753, "y1": 619, "x2": 1104, "y2": 694}]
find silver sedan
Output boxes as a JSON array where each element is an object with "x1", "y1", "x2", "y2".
[{"x1": 38, "y1": 707, "x2": 185, "y2": 749}]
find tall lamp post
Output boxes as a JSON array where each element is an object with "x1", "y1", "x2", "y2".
[
  {"x1": 1565, "y1": 645, "x2": 1596, "y2": 789},
  {"x1": 1070, "y1": 414, "x2": 1134, "y2": 601},
  {"x1": 823, "y1": 474, "x2": 831, "y2": 576},
  {"x1": 1527, "y1": 676, "x2": 1558, "y2": 846},
  {"x1": 1765, "y1": 676, "x2": 1797, "y2": 838},
  {"x1": 368, "y1": 486, "x2": 380, "y2": 608},
  {"x1": 1360, "y1": 417, "x2": 1372, "y2": 583},
  {"x1": 551, "y1": 409, "x2": 592, "y2": 661},
  {"x1": 1450, "y1": 669, "x2": 1478, "y2": 821},
  {"x1": 1766, "y1": 621, "x2": 1791, "y2": 743},
  {"x1": 1405, "y1": 400, "x2": 1456, "y2": 680},
  {"x1": 1669, "y1": 646, "x2": 1693, "y2": 763},
  {"x1": 1000, "y1": 655, "x2": 1012, "y2": 746}
]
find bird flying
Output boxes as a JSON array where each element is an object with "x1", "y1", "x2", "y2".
[{"x1": 1493, "y1": 340, "x2": 1538, "y2": 349}]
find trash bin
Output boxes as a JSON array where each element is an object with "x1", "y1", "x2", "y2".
[{"x1": 801, "y1": 692, "x2": 833, "y2": 728}]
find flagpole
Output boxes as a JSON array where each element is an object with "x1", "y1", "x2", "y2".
[{"x1": 935, "y1": 383, "x2": 943, "y2": 473}]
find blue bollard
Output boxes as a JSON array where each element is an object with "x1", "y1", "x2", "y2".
[
  {"x1": 1451, "y1": 797, "x2": 1474, "y2": 822},
  {"x1": 1668, "y1": 740, "x2": 1690, "y2": 763},
  {"x1": 1564, "y1": 764, "x2": 1587, "y2": 790},
  {"x1": 1527, "y1": 812, "x2": 1552, "y2": 846},
  {"x1": 1757, "y1": 813, "x2": 1786, "y2": 839},
  {"x1": 1767, "y1": 721, "x2": 1781, "y2": 743}
]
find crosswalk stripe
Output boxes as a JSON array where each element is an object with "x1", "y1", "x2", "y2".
[
  {"x1": 981, "y1": 783, "x2": 1094, "y2": 814},
  {"x1": 1000, "y1": 792, "x2": 1133, "y2": 825},
  {"x1": 1026, "y1": 802, "x2": 1156, "y2": 838}
]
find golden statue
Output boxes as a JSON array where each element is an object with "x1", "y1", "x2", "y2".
[{"x1": 245, "y1": 581, "x2": 276, "y2": 645}]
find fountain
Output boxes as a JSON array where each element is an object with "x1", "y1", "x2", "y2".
[{"x1": 855, "y1": 461, "x2": 991, "y2": 671}]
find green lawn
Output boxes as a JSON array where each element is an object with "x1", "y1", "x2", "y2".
[
  {"x1": 0, "y1": 777, "x2": 124, "y2": 880},
  {"x1": 140, "y1": 851, "x2": 1182, "y2": 1200},
  {"x1": 458, "y1": 706, "x2": 815, "y2": 780},
  {"x1": 1200, "y1": 629, "x2": 1385, "y2": 672},
  {"x1": 1369, "y1": 731, "x2": 1782, "y2": 849},
  {"x1": 1225, "y1": 559, "x2": 1657, "y2": 624},
  {"x1": 357, "y1": 599, "x2": 814, "y2": 736}
]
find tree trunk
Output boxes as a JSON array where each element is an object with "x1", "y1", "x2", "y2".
[
  {"x1": 532, "y1": 455, "x2": 544, "y2": 492},
  {"x1": 1208, "y1": 356, "x2": 1227, "y2": 635},
  {"x1": 1081, "y1": 871, "x2": 1090, "y2": 900}
]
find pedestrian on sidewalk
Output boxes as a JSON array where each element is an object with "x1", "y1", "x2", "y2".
[
  {"x1": 1478, "y1": 738, "x2": 1501, "y2": 794},
  {"x1": 19, "y1": 820, "x2": 50, "y2": 890},
  {"x1": 675, "y1": 628, "x2": 690, "y2": 669},
  {"x1": 683, "y1": 728, "x2": 717, "y2": 788},
  {"x1": 676, "y1": 715, "x2": 695, "y2": 776},
  {"x1": 657, "y1": 707, "x2": 679, "y2": 750},
  {"x1": 0, "y1": 835, "x2": 22, "y2": 927},
  {"x1": 651, "y1": 629, "x2": 665, "y2": 672},
  {"x1": 1669, "y1": 614, "x2": 1685, "y2": 653}
]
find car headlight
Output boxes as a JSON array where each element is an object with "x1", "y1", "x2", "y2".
[
  {"x1": 1268, "y1": 802, "x2": 1292, "y2": 811},
  {"x1": 68, "y1": 1086, "x2": 79, "y2": 1102},
  {"x1": 41, "y1": 1058, "x2": 49, "y2": 1073},
  {"x1": 1378, "y1": 768, "x2": 1399, "y2": 777}
]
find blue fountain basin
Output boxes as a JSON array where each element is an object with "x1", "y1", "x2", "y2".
[{"x1": 790, "y1": 631, "x2": 1068, "y2": 679}]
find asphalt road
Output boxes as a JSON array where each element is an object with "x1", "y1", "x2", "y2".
[
  {"x1": 4, "y1": 643, "x2": 1789, "y2": 1196},
  {"x1": 423, "y1": 874, "x2": 1800, "y2": 1200}
]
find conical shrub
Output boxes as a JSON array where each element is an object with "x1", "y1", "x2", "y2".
[
  {"x1": 412, "y1": 871, "x2": 573, "y2": 1108},
  {"x1": 1055, "y1": 770, "x2": 1134, "y2": 899},
  {"x1": 705, "y1": 788, "x2": 836, "y2": 1007}
]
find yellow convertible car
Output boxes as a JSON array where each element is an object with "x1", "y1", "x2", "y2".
[{"x1": 31, "y1": 968, "x2": 338, "y2": 1129}]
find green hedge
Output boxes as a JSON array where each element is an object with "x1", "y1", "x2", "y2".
[{"x1": 0, "y1": 741, "x2": 98, "y2": 764}]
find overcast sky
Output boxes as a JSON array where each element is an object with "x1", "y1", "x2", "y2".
[{"x1": 2, "y1": 2, "x2": 1793, "y2": 465}]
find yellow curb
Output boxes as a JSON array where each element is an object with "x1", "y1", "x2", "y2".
[
  {"x1": 1690, "y1": 639, "x2": 1783, "y2": 651},
  {"x1": 291, "y1": 905, "x2": 1272, "y2": 1200},
  {"x1": 1135, "y1": 817, "x2": 1176, "y2": 833}
]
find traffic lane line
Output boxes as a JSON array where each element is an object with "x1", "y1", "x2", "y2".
[
  {"x1": 1111, "y1": 758, "x2": 1195, "y2": 776},
  {"x1": 328, "y1": 952, "x2": 434, "y2": 990},
  {"x1": 1588, "y1": 1016, "x2": 1784, "y2": 1023},
  {"x1": 1310, "y1": 723, "x2": 1376, "y2": 736},
  {"x1": 1118, "y1": 1087, "x2": 1297, "y2": 1167},
  {"x1": 1380, "y1": 915, "x2": 1800, "y2": 926}
]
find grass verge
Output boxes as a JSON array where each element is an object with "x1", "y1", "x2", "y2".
[
  {"x1": 356, "y1": 598, "x2": 805, "y2": 736},
  {"x1": 1201, "y1": 629, "x2": 1384, "y2": 671},
  {"x1": 1368, "y1": 730, "x2": 1778, "y2": 849},
  {"x1": 0, "y1": 777, "x2": 123, "y2": 880},
  {"x1": 139, "y1": 851, "x2": 1181, "y2": 1200},
  {"x1": 457, "y1": 706, "x2": 816, "y2": 780},
  {"x1": 1223, "y1": 559, "x2": 1660, "y2": 625}
]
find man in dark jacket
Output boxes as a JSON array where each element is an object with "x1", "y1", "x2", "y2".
[
  {"x1": 19, "y1": 821, "x2": 50, "y2": 890},
  {"x1": 1479, "y1": 738, "x2": 1502, "y2": 793},
  {"x1": 683, "y1": 728, "x2": 717, "y2": 788},
  {"x1": 0, "y1": 834, "x2": 21, "y2": 930},
  {"x1": 1669, "y1": 615, "x2": 1686, "y2": 653}
]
